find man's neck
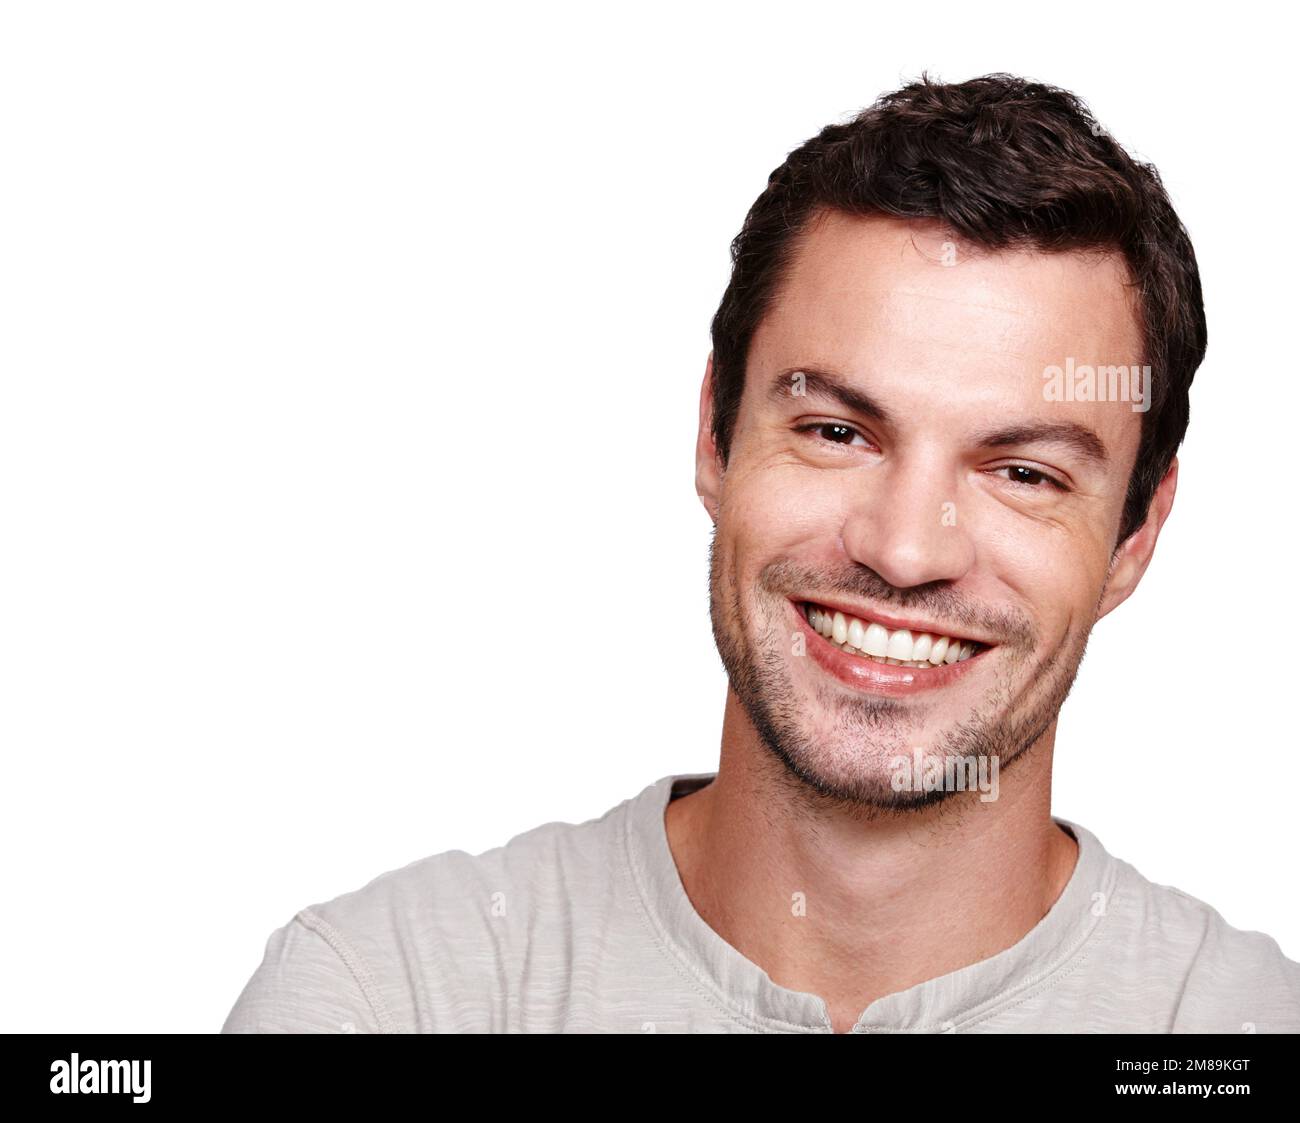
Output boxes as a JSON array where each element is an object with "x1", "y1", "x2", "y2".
[{"x1": 664, "y1": 700, "x2": 1080, "y2": 1034}]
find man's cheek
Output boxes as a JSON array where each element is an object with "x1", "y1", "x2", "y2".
[{"x1": 757, "y1": 480, "x2": 847, "y2": 543}]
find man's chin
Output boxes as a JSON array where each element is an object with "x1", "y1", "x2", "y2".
[{"x1": 763, "y1": 741, "x2": 998, "y2": 814}]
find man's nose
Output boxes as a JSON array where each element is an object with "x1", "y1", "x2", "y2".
[{"x1": 838, "y1": 458, "x2": 975, "y2": 590}]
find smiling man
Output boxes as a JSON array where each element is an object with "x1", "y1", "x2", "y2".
[{"x1": 224, "y1": 73, "x2": 1300, "y2": 1034}]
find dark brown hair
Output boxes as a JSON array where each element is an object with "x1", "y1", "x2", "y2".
[{"x1": 708, "y1": 72, "x2": 1206, "y2": 546}]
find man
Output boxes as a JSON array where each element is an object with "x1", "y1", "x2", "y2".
[{"x1": 223, "y1": 73, "x2": 1300, "y2": 1034}]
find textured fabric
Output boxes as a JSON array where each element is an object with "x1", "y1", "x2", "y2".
[{"x1": 222, "y1": 772, "x2": 1300, "y2": 1033}]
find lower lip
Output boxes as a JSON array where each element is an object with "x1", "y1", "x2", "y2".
[{"x1": 790, "y1": 599, "x2": 985, "y2": 695}]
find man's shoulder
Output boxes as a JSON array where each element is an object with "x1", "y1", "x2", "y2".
[
  {"x1": 307, "y1": 789, "x2": 634, "y2": 938},
  {"x1": 223, "y1": 785, "x2": 642, "y2": 1032},
  {"x1": 1104, "y1": 850, "x2": 1300, "y2": 1032}
]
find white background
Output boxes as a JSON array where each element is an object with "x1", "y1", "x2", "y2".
[{"x1": 2, "y1": 1, "x2": 1295, "y2": 1032}]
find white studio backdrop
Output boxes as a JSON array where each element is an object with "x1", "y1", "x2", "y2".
[{"x1": 1, "y1": 1, "x2": 1294, "y2": 1032}]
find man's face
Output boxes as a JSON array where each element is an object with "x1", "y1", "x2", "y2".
[{"x1": 700, "y1": 210, "x2": 1158, "y2": 809}]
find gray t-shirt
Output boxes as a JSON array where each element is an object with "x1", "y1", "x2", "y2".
[{"x1": 221, "y1": 771, "x2": 1300, "y2": 1033}]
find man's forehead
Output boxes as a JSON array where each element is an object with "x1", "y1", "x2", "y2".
[{"x1": 763, "y1": 210, "x2": 1143, "y2": 363}]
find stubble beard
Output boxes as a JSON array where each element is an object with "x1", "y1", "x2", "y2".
[{"x1": 707, "y1": 528, "x2": 1094, "y2": 819}]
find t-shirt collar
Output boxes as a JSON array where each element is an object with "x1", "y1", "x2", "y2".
[{"x1": 623, "y1": 771, "x2": 1116, "y2": 1033}]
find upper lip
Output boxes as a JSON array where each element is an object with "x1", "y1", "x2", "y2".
[{"x1": 793, "y1": 595, "x2": 994, "y2": 647}]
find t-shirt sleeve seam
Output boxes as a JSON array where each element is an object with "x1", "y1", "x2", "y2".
[{"x1": 295, "y1": 906, "x2": 398, "y2": 1034}]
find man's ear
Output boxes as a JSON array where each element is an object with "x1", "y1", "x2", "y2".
[
  {"x1": 695, "y1": 351, "x2": 723, "y2": 525},
  {"x1": 1098, "y1": 457, "x2": 1179, "y2": 621}
]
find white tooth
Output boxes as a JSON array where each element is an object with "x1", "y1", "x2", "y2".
[
  {"x1": 847, "y1": 617, "x2": 865, "y2": 649},
  {"x1": 912, "y1": 660, "x2": 929, "y2": 668},
  {"x1": 928, "y1": 635, "x2": 949, "y2": 664},
  {"x1": 820, "y1": 611, "x2": 834, "y2": 638},
  {"x1": 832, "y1": 612, "x2": 848, "y2": 644},
  {"x1": 863, "y1": 623, "x2": 889, "y2": 657},
  {"x1": 911, "y1": 633, "x2": 933, "y2": 662},
  {"x1": 944, "y1": 640, "x2": 961, "y2": 664},
  {"x1": 957, "y1": 642, "x2": 975, "y2": 662},
  {"x1": 886, "y1": 629, "x2": 913, "y2": 660}
]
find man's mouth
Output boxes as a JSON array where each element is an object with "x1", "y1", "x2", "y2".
[{"x1": 799, "y1": 600, "x2": 987, "y2": 670}]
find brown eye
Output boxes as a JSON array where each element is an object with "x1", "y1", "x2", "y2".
[
  {"x1": 800, "y1": 422, "x2": 867, "y2": 446},
  {"x1": 999, "y1": 465, "x2": 1064, "y2": 490}
]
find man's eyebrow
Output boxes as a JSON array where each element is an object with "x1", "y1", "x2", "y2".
[
  {"x1": 972, "y1": 422, "x2": 1110, "y2": 467},
  {"x1": 768, "y1": 367, "x2": 892, "y2": 425}
]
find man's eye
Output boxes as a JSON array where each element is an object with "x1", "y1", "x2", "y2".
[
  {"x1": 798, "y1": 422, "x2": 868, "y2": 447},
  {"x1": 997, "y1": 465, "x2": 1065, "y2": 490}
]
